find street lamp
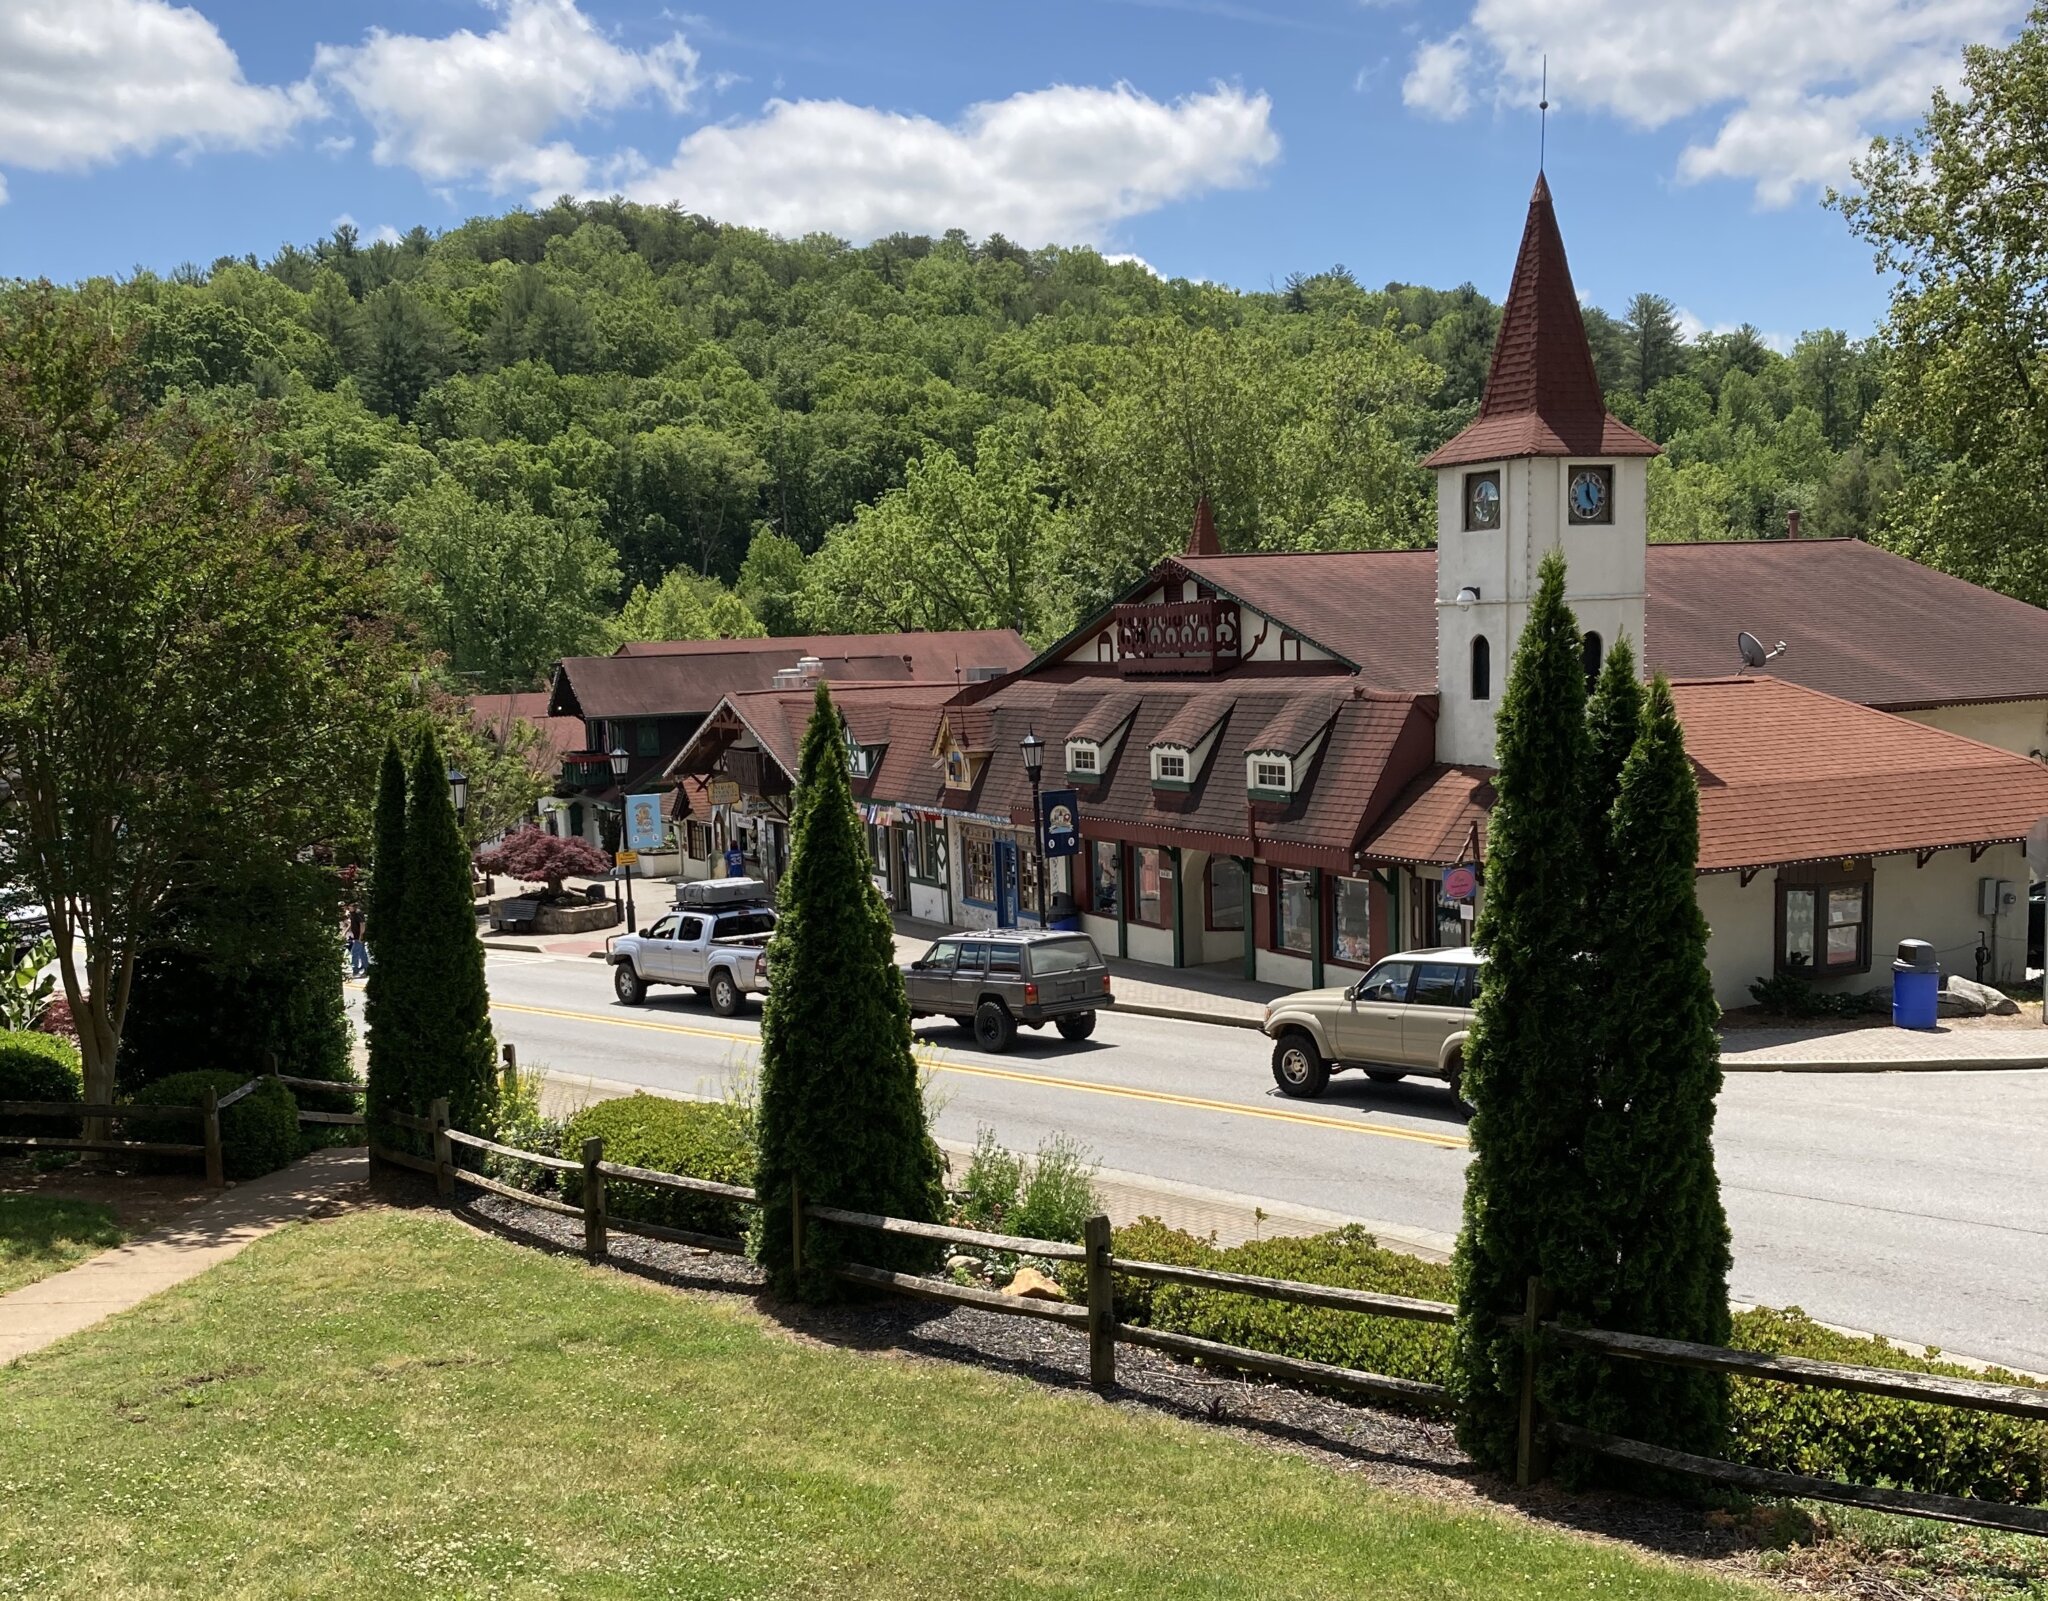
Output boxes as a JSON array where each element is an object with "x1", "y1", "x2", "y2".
[
  {"x1": 608, "y1": 746, "x2": 637, "y2": 933},
  {"x1": 1019, "y1": 729, "x2": 1046, "y2": 928},
  {"x1": 446, "y1": 766, "x2": 468, "y2": 820}
]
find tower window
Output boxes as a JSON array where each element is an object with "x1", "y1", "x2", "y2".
[
  {"x1": 1471, "y1": 635, "x2": 1491, "y2": 702},
  {"x1": 1463, "y1": 470, "x2": 1502, "y2": 531},
  {"x1": 1582, "y1": 631, "x2": 1603, "y2": 684}
]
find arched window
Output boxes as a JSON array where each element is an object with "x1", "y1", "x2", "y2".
[
  {"x1": 1582, "y1": 631, "x2": 1603, "y2": 684},
  {"x1": 1470, "y1": 635, "x2": 1491, "y2": 701}
]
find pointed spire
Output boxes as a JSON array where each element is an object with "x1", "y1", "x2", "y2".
[
  {"x1": 1424, "y1": 175, "x2": 1658, "y2": 469},
  {"x1": 1186, "y1": 493, "x2": 1221, "y2": 557}
]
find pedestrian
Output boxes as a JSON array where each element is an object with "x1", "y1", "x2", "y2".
[{"x1": 345, "y1": 902, "x2": 368, "y2": 976}]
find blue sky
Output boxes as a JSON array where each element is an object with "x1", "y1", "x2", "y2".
[{"x1": 0, "y1": 0, "x2": 2026, "y2": 339}]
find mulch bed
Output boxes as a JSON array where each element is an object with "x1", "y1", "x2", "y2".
[
  {"x1": 353, "y1": 1165, "x2": 1973, "y2": 1600},
  {"x1": 0, "y1": 1156, "x2": 217, "y2": 1236}
]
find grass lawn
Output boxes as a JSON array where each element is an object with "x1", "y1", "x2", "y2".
[
  {"x1": 0, "y1": 1211, "x2": 1767, "y2": 1600},
  {"x1": 0, "y1": 1195, "x2": 124, "y2": 1296}
]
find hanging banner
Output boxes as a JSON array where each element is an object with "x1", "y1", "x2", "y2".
[
  {"x1": 623, "y1": 793, "x2": 666, "y2": 853},
  {"x1": 1041, "y1": 789, "x2": 1081, "y2": 857}
]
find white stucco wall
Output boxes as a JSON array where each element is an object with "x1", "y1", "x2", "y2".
[
  {"x1": 1256, "y1": 949, "x2": 1315, "y2": 989},
  {"x1": 1698, "y1": 843, "x2": 2030, "y2": 1008},
  {"x1": 1895, "y1": 700, "x2": 2048, "y2": 762},
  {"x1": 908, "y1": 882, "x2": 950, "y2": 924},
  {"x1": 1125, "y1": 921, "x2": 1175, "y2": 966},
  {"x1": 1080, "y1": 911, "x2": 1119, "y2": 956}
]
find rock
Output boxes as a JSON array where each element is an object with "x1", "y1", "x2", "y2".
[
  {"x1": 1936, "y1": 988, "x2": 1983, "y2": 1018},
  {"x1": 945, "y1": 1254, "x2": 982, "y2": 1273},
  {"x1": 1945, "y1": 975, "x2": 2019, "y2": 1016},
  {"x1": 1002, "y1": 1266, "x2": 1067, "y2": 1301}
]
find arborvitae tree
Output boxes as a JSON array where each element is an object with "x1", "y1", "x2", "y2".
[
  {"x1": 1584, "y1": 634, "x2": 1644, "y2": 892},
  {"x1": 363, "y1": 738, "x2": 409, "y2": 1136},
  {"x1": 754, "y1": 682, "x2": 945, "y2": 1299},
  {"x1": 385, "y1": 730, "x2": 496, "y2": 1133},
  {"x1": 1450, "y1": 549, "x2": 1602, "y2": 1472},
  {"x1": 1580, "y1": 677, "x2": 1732, "y2": 1460}
]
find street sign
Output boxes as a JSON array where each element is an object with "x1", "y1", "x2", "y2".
[
  {"x1": 1443, "y1": 864, "x2": 1479, "y2": 901},
  {"x1": 614, "y1": 850, "x2": 639, "y2": 866}
]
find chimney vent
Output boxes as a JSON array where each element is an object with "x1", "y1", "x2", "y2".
[{"x1": 1786, "y1": 508, "x2": 1803, "y2": 540}]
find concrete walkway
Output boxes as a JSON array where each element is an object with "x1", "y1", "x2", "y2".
[{"x1": 0, "y1": 1148, "x2": 367, "y2": 1366}]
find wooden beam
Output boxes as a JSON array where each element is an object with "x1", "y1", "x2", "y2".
[
  {"x1": 1738, "y1": 865, "x2": 1763, "y2": 888},
  {"x1": 1971, "y1": 841, "x2": 1994, "y2": 861},
  {"x1": 1917, "y1": 847, "x2": 1940, "y2": 869}
]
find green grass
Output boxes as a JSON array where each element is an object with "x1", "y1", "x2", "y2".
[
  {"x1": 0, "y1": 1211, "x2": 1769, "y2": 1601},
  {"x1": 0, "y1": 1195, "x2": 124, "y2": 1295}
]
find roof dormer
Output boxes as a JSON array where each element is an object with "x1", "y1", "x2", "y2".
[
  {"x1": 1148, "y1": 694, "x2": 1232, "y2": 793},
  {"x1": 1065, "y1": 692, "x2": 1139, "y2": 784}
]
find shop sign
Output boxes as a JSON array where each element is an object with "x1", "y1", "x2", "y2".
[
  {"x1": 623, "y1": 794, "x2": 665, "y2": 853},
  {"x1": 708, "y1": 778, "x2": 741, "y2": 808},
  {"x1": 1443, "y1": 864, "x2": 1479, "y2": 901},
  {"x1": 1041, "y1": 789, "x2": 1081, "y2": 857}
]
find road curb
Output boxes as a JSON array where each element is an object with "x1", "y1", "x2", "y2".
[
  {"x1": 1112, "y1": 1001, "x2": 1265, "y2": 1031},
  {"x1": 1721, "y1": 1054, "x2": 2048, "y2": 1074}
]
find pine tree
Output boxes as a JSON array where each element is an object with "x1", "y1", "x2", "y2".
[
  {"x1": 385, "y1": 730, "x2": 497, "y2": 1134},
  {"x1": 1450, "y1": 549, "x2": 1602, "y2": 1472},
  {"x1": 1581, "y1": 677, "x2": 1732, "y2": 1459},
  {"x1": 754, "y1": 683, "x2": 945, "y2": 1300},
  {"x1": 363, "y1": 739, "x2": 409, "y2": 1137}
]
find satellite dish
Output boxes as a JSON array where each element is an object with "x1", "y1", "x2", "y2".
[{"x1": 1737, "y1": 631, "x2": 1787, "y2": 672}]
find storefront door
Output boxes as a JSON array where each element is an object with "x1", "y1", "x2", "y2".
[{"x1": 994, "y1": 840, "x2": 1019, "y2": 928}]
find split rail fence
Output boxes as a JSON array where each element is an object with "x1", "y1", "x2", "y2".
[{"x1": 373, "y1": 1101, "x2": 2048, "y2": 1539}]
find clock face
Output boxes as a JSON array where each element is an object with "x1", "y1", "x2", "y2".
[
  {"x1": 1568, "y1": 466, "x2": 1612, "y2": 524},
  {"x1": 1465, "y1": 471, "x2": 1501, "y2": 531}
]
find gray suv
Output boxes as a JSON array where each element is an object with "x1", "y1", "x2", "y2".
[{"x1": 903, "y1": 931, "x2": 1113, "y2": 1052}]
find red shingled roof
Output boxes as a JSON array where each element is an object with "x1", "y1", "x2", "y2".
[
  {"x1": 465, "y1": 691, "x2": 585, "y2": 762},
  {"x1": 1423, "y1": 174, "x2": 1658, "y2": 469}
]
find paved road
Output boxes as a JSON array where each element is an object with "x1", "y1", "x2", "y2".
[{"x1": 392, "y1": 950, "x2": 2048, "y2": 1372}]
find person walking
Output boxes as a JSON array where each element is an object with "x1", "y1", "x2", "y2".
[{"x1": 344, "y1": 902, "x2": 368, "y2": 976}]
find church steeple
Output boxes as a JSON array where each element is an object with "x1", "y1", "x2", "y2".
[
  {"x1": 1424, "y1": 175, "x2": 1657, "y2": 469},
  {"x1": 1185, "y1": 493, "x2": 1221, "y2": 557}
]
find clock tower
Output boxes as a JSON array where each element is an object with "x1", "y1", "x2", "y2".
[{"x1": 1425, "y1": 174, "x2": 1659, "y2": 767}]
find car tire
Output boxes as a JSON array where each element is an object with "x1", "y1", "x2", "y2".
[
  {"x1": 613, "y1": 963, "x2": 647, "y2": 1006},
  {"x1": 1055, "y1": 1011, "x2": 1097, "y2": 1041},
  {"x1": 974, "y1": 1000, "x2": 1017, "y2": 1053},
  {"x1": 1445, "y1": 1052, "x2": 1473, "y2": 1119},
  {"x1": 1271, "y1": 1032, "x2": 1330, "y2": 1099},
  {"x1": 1365, "y1": 1069, "x2": 1405, "y2": 1084},
  {"x1": 709, "y1": 970, "x2": 741, "y2": 1017}
]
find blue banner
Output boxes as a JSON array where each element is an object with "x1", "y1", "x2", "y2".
[
  {"x1": 1041, "y1": 789, "x2": 1081, "y2": 857},
  {"x1": 624, "y1": 793, "x2": 666, "y2": 853}
]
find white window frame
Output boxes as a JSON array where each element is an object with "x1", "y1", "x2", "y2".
[
  {"x1": 1066, "y1": 741, "x2": 1100, "y2": 775},
  {"x1": 1151, "y1": 746, "x2": 1190, "y2": 784},
  {"x1": 1248, "y1": 754, "x2": 1292, "y2": 795}
]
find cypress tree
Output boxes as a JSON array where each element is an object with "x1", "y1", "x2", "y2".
[
  {"x1": 1580, "y1": 677, "x2": 1732, "y2": 1459},
  {"x1": 363, "y1": 738, "x2": 409, "y2": 1137},
  {"x1": 1584, "y1": 634, "x2": 1644, "y2": 898},
  {"x1": 385, "y1": 730, "x2": 497, "y2": 1134},
  {"x1": 754, "y1": 683, "x2": 944, "y2": 1300},
  {"x1": 1450, "y1": 549, "x2": 1602, "y2": 1472}
]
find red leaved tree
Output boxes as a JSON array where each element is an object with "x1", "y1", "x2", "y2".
[{"x1": 474, "y1": 827, "x2": 611, "y2": 901}]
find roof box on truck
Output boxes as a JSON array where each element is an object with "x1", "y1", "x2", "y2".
[{"x1": 676, "y1": 877, "x2": 772, "y2": 909}]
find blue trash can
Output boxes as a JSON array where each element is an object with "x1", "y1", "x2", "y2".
[{"x1": 1891, "y1": 939, "x2": 1940, "y2": 1030}]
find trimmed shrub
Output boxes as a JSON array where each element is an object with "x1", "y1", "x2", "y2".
[
  {"x1": 562, "y1": 1094, "x2": 755, "y2": 1238},
  {"x1": 0, "y1": 1030, "x2": 83, "y2": 1138},
  {"x1": 130, "y1": 1070, "x2": 301, "y2": 1181},
  {"x1": 953, "y1": 1126, "x2": 1102, "y2": 1246}
]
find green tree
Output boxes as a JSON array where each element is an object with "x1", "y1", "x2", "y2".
[
  {"x1": 615, "y1": 423, "x2": 769, "y2": 588},
  {"x1": 737, "y1": 527, "x2": 810, "y2": 636},
  {"x1": 1450, "y1": 550, "x2": 1600, "y2": 1473},
  {"x1": 363, "y1": 738, "x2": 408, "y2": 1124},
  {"x1": 1584, "y1": 634, "x2": 1644, "y2": 902},
  {"x1": 1622, "y1": 293, "x2": 1684, "y2": 398},
  {"x1": 353, "y1": 283, "x2": 455, "y2": 420},
  {"x1": 1580, "y1": 678, "x2": 1732, "y2": 1462},
  {"x1": 609, "y1": 568, "x2": 763, "y2": 646},
  {"x1": 1833, "y1": 4, "x2": 2048, "y2": 606},
  {"x1": 753, "y1": 683, "x2": 944, "y2": 1300}
]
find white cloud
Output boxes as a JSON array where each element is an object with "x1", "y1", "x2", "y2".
[
  {"x1": 1405, "y1": 0, "x2": 2023, "y2": 205},
  {"x1": 1103, "y1": 251, "x2": 1161, "y2": 276},
  {"x1": 315, "y1": 0, "x2": 698, "y2": 195},
  {"x1": 1674, "y1": 307, "x2": 1793, "y2": 353},
  {"x1": 1402, "y1": 34, "x2": 1473, "y2": 120},
  {"x1": 0, "y1": 0, "x2": 315, "y2": 197},
  {"x1": 318, "y1": 133, "x2": 356, "y2": 156},
  {"x1": 617, "y1": 82, "x2": 1279, "y2": 246}
]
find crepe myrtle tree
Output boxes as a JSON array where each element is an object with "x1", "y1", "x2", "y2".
[{"x1": 474, "y1": 826, "x2": 611, "y2": 902}]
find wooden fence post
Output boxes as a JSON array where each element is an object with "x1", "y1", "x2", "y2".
[
  {"x1": 1516, "y1": 1275, "x2": 1551, "y2": 1489},
  {"x1": 789, "y1": 1177, "x2": 805, "y2": 1280},
  {"x1": 431, "y1": 1096, "x2": 454, "y2": 1201},
  {"x1": 500, "y1": 1042, "x2": 518, "y2": 1098},
  {"x1": 581, "y1": 1136, "x2": 606, "y2": 1261},
  {"x1": 201, "y1": 1085, "x2": 225, "y2": 1189},
  {"x1": 1084, "y1": 1213, "x2": 1115, "y2": 1392}
]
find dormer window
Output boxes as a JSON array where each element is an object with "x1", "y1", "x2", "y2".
[
  {"x1": 1248, "y1": 754, "x2": 1292, "y2": 799},
  {"x1": 843, "y1": 726, "x2": 873, "y2": 778},
  {"x1": 944, "y1": 749, "x2": 972, "y2": 789},
  {"x1": 1151, "y1": 747, "x2": 1190, "y2": 788},
  {"x1": 1066, "y1": 741, "x2": 1101, "y2": 780}
]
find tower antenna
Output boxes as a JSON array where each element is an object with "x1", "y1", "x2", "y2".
[{"x1": 1539, "y1": 55, "x2": 1549, "y2": 170}]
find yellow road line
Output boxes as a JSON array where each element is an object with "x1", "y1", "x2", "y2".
[{"x1": 486, "y1": 998, "x2": 1470, "y2": 1152}]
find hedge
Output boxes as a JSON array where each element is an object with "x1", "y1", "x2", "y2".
[
  {"x1": 130, "y1": 1070, "x2": 302, "y2": 1182},
  {"x1": 0, "y1": 1030, "x2": 83, "y2": 1138},
  {"x1": 560, "y1": 1095, "x2": 755, "y2": 1238},
  {"x1": 1074, "y1": 1219, "x2": 2048, "y2": 1506}
]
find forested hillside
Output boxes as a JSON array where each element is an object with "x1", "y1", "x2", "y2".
[{"x1": 67, "y1": 200, "x2": 1893, "y2": 690}]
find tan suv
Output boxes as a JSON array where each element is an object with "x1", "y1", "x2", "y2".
[{"x1": 1261, "y1": 946, "x2": 1482, "y2": 1110}]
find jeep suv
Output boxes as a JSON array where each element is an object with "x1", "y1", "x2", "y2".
[
  {"x1": 903, "y1": 930, "x2": 1113, "y2": 1053},
  {"x1": 1261, "y1": 946, "x2": 1482, "y2": 1109}
]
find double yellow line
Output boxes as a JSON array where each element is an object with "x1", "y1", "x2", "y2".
[{"x1": 485, "y1": 998, "x2": 1470, "y2": 1152}]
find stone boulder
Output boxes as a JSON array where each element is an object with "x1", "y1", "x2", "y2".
[
  {"x1": 1002, "y1": 1266, "x2": 1067, "y2": 1301},
  {"x1": 1945, "y1": 975, "x2": 2019, "y2": 1016}
]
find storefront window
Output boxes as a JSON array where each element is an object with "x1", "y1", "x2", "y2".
[
  {"x1": 1020, "y1": 845, "x2": 1042, "y2": 922},
  {"x1": 1331, "y1": 876, "x2": 1372, "y2": 965},
  {"x1": 1089, "y1": 840, "x2": 1121, "y2": 915},
  {"x1": 1132, "y1": 847, "x2": 1164, "y2": 926},
  {"x1": 1778, "y1": 869, "x2": 1871, "y2": 975},
  {"x1": 1276, "y1": 868, "x2": 1315, "y2": 955},
  {"x1": 1433, "y1": 878, "x2": 1470, "y2": 947},
  {"x1": 1207, "y1": 858, "x2": 1246, "y2": 931},
  {"x1": 963, "y1": 828, "x2": 995, "y2": 904}
]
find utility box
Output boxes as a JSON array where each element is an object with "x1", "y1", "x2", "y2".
[{"x1": 1980, "y1": 877, "x2": 2019, "y2": 917}]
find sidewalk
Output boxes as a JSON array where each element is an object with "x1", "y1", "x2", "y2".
[{"x1": 0, "y1": 1148, "x2": 367, "y2": 1366}]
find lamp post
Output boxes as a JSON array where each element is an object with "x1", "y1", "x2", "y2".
[
  {"x1": 446, "y1": 766, "x2": 468, "y2": 821},
  {"x1": 608, "y1": 747, "x2": 637, "y2": 933},
  {"x1": 1019, "y1": 729, "x2": 1046, "y2": 928}
]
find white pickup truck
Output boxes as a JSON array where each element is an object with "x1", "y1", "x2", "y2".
[{"x1": 607, "y1": 879, "x2": 776, "y2": 1016}]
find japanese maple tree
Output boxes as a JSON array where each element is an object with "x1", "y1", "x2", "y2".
[{"x1": 475, "y1": 826, "x2": 611, "y2": 900}]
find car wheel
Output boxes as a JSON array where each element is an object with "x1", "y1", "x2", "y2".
[
  {"x1": 709, "y1": 971, "x2": 741, "y2": 1017},
  {"x1": 613, "y1": 963, "x2": 646, "y2": 1006},
  {"x1": 1055, "y1": 1011, "x2": 1097, "y2": 1041},
  {"x1": 974, "y1": 1000, "x2": 1017, "y2": 1053},
  {"x1": 1365, "y1": 1069, "x2": 1405, "y2": 1084},
  {"x1": 1446, "y1": 1053, "x2": 1473, "y2": 1119},
  {"x1": 1271, "y1": 1032, "x2": 1330, "y2": 1099}
]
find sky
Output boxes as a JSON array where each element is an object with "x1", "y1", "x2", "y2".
[{"x1": 0, "y1": 0, "x2": 2026, "y2": 339}]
